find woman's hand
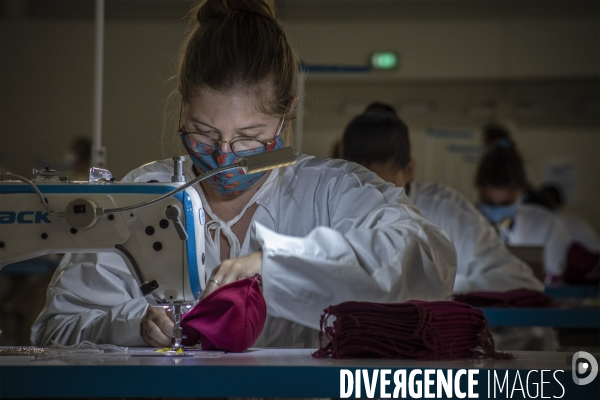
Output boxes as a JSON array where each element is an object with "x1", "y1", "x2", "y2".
[
  {"x1": 202, "y1": 251, "x2": 263, "y2": 298},
  {"x1": 140, "y1": 306, "x2": 174, "y2": 347}
]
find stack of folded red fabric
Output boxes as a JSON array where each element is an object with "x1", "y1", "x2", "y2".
[
  {"x1": 564, "y1": 243, "x2": 600, "y2": 285},
  {"x1": 313, "y1": 300, "x2": 511, "y2": 360},
  {"x1": 452, "y1": 288, "x2": 552, "y2": 308}
]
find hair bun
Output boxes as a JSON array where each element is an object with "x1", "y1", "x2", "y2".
[
  {"x1": 363, "y1": 102, "x2": 398, "y2": 119},
  {"x1": 195, "y1": 0, "x2": 275, "y2": 25},
  {"x1": 483, "y1": 122, "x2": 513, "y2": 148}
]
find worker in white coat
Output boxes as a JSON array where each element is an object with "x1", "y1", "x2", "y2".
[
  {"x1": 341, "y1": 103, "x2": 543, "y2": 294},
  {"x1": 475, "y1": 138, "x2": 572, "y2": 280},
  {"x1": 538, "y1": 184, "x2": 600, "y2": 253},
  {"x1": 342, "y1": 104, "x2": 555, "y2": 351},
  {"x1": 31, "y1": 0, "x2": 456, "y2": 348}
]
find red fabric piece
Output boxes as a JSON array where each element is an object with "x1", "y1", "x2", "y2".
[
  {"x1": 180, "y1": 274, "x2": 266, "y2": 352},
  {"x1": 312, "y1": 300, "x2": 512, "y2": 360},
  {"x1": 452, "y1": 289, "x2": 552, "y2": 308},
  {"x1": 564, "y1": 243, "x2": 600, "y2": 285}
]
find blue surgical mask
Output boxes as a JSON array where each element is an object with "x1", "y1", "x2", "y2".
[
  {"x1": 183, "y1": 136, "x2": 285, "y2": 197},
  {"x1": 476, "y1": 197, "x2": 523, "y2": 225}
]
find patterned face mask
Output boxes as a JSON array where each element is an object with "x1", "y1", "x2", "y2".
[{"x1": 182, "y1": 135, "x2": 284, "y2": 197}]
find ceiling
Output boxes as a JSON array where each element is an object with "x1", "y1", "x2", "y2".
[{"x1": 1, "y1": 0, "x2": 598, "y2": 21}]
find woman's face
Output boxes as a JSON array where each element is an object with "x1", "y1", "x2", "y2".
[
  {"x1": 478, "y1": 186, "x2": 522, "y2": 206},
  {"x1": 181, "y1": 88, "x2": 284, "y2": 153}
]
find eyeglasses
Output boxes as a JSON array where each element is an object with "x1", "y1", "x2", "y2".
[{"x1": 178, "y1": 99, "x2": 285, "y2": 157}]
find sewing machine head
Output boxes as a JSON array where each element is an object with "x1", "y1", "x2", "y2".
[
  {"x1": 0, "y1": 148, "x2": 298, "y2": 351},
  {"x1": 0, "y1": 157, "x2": 205, "y2": 349}
]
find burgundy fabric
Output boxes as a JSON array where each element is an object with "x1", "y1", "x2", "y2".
[
  {"x1": 545, "y1": 274, "x2": 563, "y2": 286},
  {"x1": 312, "y1": 300, "x2": 512, "y2": 360},
  {"x1": 452, "y1": 289, "x2": 552, "y2": 308},
  {"x1": 563, "y1": 243, "x2": 600, "y2": 285},
  {"x1": 180, "y1": 274, "x2": 266, "y2": 352}
]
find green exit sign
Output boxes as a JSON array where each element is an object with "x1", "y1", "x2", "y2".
[{"x1": 371, "y1": 52, "x2": 399, "y2": 70}]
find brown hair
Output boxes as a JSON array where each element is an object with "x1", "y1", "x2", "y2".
[
  {"x1": 178, "y1": 0, "x2": 298, "y2": 119},
  {"x1": 342, "y1": 102, "x2": 411, "y2": 171},
  {"x1": 475, "y1": 140, "x2": 527, "y2": 190},
  {"x1": 482, "y1": 122, "x2": 512, "y2": 149}
]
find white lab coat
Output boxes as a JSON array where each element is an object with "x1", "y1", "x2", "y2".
[
  {"x1": 31, "y1": 155, "x2": 457, "y2": 347},
  {"x1": 409, "y1": 183, "x2": 556, "y2": 351},
  {"x1": 560, "y1": 213, "x2": 600, "y2": 253},
  {"x1": 498, "y1": 204, "x2": 572, "y2": 277},
  {"x1": 408, "y1": 182, "x2": 543, "y2": 293}
]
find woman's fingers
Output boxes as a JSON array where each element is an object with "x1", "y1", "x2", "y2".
[
  {"x1": 142, "y1": 319, "x2": 171, "y2": 347},
  {"x1": 201, "y1": 279, "x2": 220, "y2": 299},
  {"x1": 141, "y1": 306, "x2": 174, "y2": 347},
  {"x1": 142, "y1": 325, "x2": 168, "y2": 348},
  {"x1": 217, "y1": 259, "x2": 241, "y2": 286},
  {"x1": 202, "y1": 251, "x2": 264, "y2": 299},
  {"x1": 203, "y1": 261, "x2": 236, "y2": 297}
]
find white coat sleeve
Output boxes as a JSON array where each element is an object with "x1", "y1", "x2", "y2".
[
  {"x1": 249, "y1": 168, "x2": 457, "y2": 331},
  {"x1": 447, "y1": 202, "x2": 544, "y2": 294},
  {"x1": 31, "y1": 252, "x2": 149, "y2": 346},
  {"x1": 564, "y1": 214, "x2": 600, "y2": 253},
  {"x1": 545, "y1": 216, "x2": 573, "y2": 277}
]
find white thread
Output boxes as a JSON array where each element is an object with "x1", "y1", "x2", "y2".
[{"x1": 36, "y1": 340, "x2": 128, "y2": 360}]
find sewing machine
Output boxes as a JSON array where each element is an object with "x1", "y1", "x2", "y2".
[{"x1": 0, "y1": 148, "x2": 297, "y2": 350}]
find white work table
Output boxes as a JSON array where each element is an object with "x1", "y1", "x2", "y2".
[{"x1": 0, "y1": 348, "x2": 596, "y2": 398}]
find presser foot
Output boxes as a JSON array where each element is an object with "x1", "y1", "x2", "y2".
[{"x1": 170, "y1": 303, "x2": 185, "y2": 352}]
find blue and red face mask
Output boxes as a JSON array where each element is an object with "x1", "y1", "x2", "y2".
[{"x1": 181, "y1": 135, "x2": 284, "y2": 197}]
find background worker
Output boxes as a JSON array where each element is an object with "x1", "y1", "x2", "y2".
[{"x1": 341, "y1": 102, "x2": 543, "y2": 294}]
